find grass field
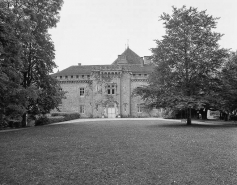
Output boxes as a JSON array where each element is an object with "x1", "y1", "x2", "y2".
[{"x1": 1, "y1": 120, "x2": 237, "y2": 185}]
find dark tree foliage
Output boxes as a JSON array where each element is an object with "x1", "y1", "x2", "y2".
[
  {"x1": 0, "y1": 0, "x2": 65, "y2": 127},
  {"x1": 135, "y1": 6, "x2": 229, "y2": 125},
  {"x1": 0, "y1": 3, "x2": 27, "y2": 125},
  {"x1": 218, "y1": 52, "x2": 237, "y2": 118}
]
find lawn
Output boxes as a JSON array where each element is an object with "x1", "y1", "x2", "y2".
[{"x1": 0, "y1": 120, "x2": 237, "y2": 185}]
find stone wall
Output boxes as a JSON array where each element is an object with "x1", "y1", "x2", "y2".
[
  {"x1": 57, "y1": 71, "x2": 160, "y2": 118},
  {"x1": 59, "y1": 81, "x2": 93, "y2": 118}
]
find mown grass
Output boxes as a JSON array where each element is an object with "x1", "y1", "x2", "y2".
[{"x1": 0, "y1": 120, "x2": 237, "y2": 185}]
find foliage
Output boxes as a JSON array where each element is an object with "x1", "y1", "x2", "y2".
[
  {"x1": 0, "y1": 0, "x2": 65, "y2": 126},
  {"x1": 135, "y1": 6, "x2": 229, "y2": 124},
  {"x1": 218, "y1": 52, "x2": 237, "y2": 115},
  {"x1": 48, "y1": 116, "x2": 64, "y2": 124},
  {"x1": 51, "y1": 112, "x2": 80, "y2": 121},
  {"x1": 35, "y1": 116, "x2": 50, "y2": 126},
  {"x1": 0, "y1": 3, "x2": 26, "y2": 124},
  {"x1": 35, "y1": 112, "x2": 80, "y2": 126}
]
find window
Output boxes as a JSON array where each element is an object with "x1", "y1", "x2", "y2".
[
  {"x1": 80, "y1": 88, "x2": 85, "y2": 96},
  {"x1": 144, "y1": 74, "x2": 147, "y2": 77},
  {"x1": 107, "y1": 84, "x2": 116, "y2": 95},
  {"x1": 82, "y1": 75, "x2": 84, "y2": 78},
  {"x1": 137, "y1": 104, "x2": 142, "y2": 113},
  {"x1": 71, "y1": 75, "x2": 73, "y2": 78},
  {"x1": 79, "y1": 105, "x2": 85, "y2": 114},
  {"x1": 87, "y1": 75, "x2": 90, "y2": 78},
  {"x1": 65, "y1": 76, "x2": 68, "y2": 79},
  {"x1": 96, "y1": 85, "x2": 99, "y2": 92},
  {"x1": 76, "y1": 75, "x2": 79, "y2": 78},
  {"x1": 139, "y1": 74, "x2": 141, "y2": 77},
  {"x1": 124, "y1": 103, "x2": 127, "y2": 112},
  {"x1": 60, "y1": 76, "x2": 62, "y2": 79}
]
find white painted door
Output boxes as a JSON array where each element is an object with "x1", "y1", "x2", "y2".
[{"x1": 108, "y1": 107, "x2": 116, "y2": 118}]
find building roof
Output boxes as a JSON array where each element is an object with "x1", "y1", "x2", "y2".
[
  {"x1": 112, "y1": 47, "x2": 143, "y2": 65},
  {"x1": 52, "y1": 48, "x2": 153, "y2": 76},
  {"x1": 51, "y1": 65, "x2": 110, "y2": 76}
]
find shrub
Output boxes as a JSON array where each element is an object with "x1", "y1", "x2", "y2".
[
  {"x1": 48, "y1": 116, "x2": 65, "y2": 124},
  {"x1": 0, "y1": 118, "x2": 9, "y2": 129},
  {"x1": 161, "y1": 109, "x2": 177, "y2": 119},
  {"x1": 35, "y1": 116, "x2": 50, "y2": 126},
  {"x1": 35, "y1": 112, "x2": 80, "y2": 126},
  {"x1": 51, "y1": 112, "x2": 80, "y2": 121},
  {"x1": 8, "y1": 120, "x2": 22, "y2": 128}
]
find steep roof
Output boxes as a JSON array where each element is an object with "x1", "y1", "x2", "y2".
[
  {"x1": 51, "y1": 65, "x2": 110, "y2": 76},
  {"x1": 52, "y1": 48, "x2": 153, "y2": 76},
  {"x1": 112, "y1": 47, "x2": 143, "y2": 65}
]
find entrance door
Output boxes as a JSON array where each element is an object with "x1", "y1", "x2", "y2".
[{"x1": 108, "y1": 107, "x2": 116, "y2": 118}]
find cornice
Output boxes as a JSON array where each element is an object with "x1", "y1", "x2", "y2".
[
  {"x1": 59, "y1": 80, "x2": 92, "y2": 84},
  {"x1": 131, "y1": 79, "x2": 148, "y2": 82}
]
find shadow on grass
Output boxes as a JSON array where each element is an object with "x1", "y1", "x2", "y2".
[{"x1": 148, "y1": 122, "x2": 237, "y2": 129}]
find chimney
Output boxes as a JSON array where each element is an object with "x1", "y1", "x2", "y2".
[
  {"x1": 78, "y1": 63, "x2": 81, "y2": 66},
  {"x1": 143, "y1": 56, "x2": 151, "y2": 65},
  {"x1": 140, "y1": 57, "x2": 144, "y2": 67}
]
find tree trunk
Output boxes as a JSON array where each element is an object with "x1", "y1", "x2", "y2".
[
  {"x1": 187, "y1": 108, "x2": 192, "y2": 125},
  {"x1": 21, "y1": 113, "x2": 27, "y2": 127},
  {"x1": 0, "y1": 109, "x2": 3, "y2": 126},
  {"x1": 200, "y1": 108, "x2": 207, "y2": 120}
]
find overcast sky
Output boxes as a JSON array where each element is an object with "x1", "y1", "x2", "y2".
[{"x1": 49, "y1": 0, "x2": 237, "y2": 72}]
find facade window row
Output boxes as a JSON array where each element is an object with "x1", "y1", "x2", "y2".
[
  {"x1": 57, "y1": 75, "x2": 90, "y2": 79},
  {"x1": 79, "y1": 104, "x2": 143, "y2": 115},
  {"x1": 132, "y1": 74, "x2": 148, "y2": 77}
]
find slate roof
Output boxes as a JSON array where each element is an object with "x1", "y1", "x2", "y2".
[
  {"x1": 52, "y1": 48, "x2": 153, "y2": 76},
  {"x1": 112, "y1": 47, "x2": 143, "y2": 65},
  {"x1": 51, "y1": 65, "x2": 110, "y2": 76}
]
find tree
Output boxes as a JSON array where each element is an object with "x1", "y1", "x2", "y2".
[
  {"x1": 218, "y1": 52, "x2": 237, "y2": 119},
  {"x1": 135, "y1": 6, "x2": 229, "y2": 125},
  {"x1": 0, "y1": 0, "x2": 65, "y2": 127},
  {"x1": 0, "y1": 2, "x2": 27, "y2": 126}
]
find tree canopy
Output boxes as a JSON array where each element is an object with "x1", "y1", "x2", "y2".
[
  {"x1": 135, "y1": 6, "x2": 229, "y2": 124},
  {"x1": 0, "y1": 0, "x2": 65, "y2": 127}
]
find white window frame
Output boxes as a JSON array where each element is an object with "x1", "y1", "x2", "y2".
[
  {"x1": 80, "y1": 87, "x2": 85, "y2": 96},
  {"x1": 79, "y1": 105, "x2": 85, "y2": 114}
]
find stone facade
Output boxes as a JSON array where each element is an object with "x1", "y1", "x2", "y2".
[{"x1": 52, "y1": 48, "x2": 160, "y2": 118}]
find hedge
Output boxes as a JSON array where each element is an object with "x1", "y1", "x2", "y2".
[
  {"x1": 35, "y1": 112, "x2": 80, "y2": 126},
  {"x1": 51, "y1": 112, "x2": 80, "y2": 121}
]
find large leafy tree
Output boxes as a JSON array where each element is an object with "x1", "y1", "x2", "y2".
[
  {"x1": 218, "y1": 52, "x2": 237, "y2": 118},
  {"x1": 1, "y1": 0, "x2": 65, "y2": 126},
  {"x1": 0, "y1": 2, "x2": 28, "y2": 126},
  {"x1": 135, "y1": 6, "x2": 229, "y2": 124}
]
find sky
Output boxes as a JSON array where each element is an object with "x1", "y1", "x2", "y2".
[{"x1": 49, "y1": 0, "x2": 237, "y2": 72}]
